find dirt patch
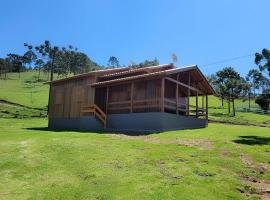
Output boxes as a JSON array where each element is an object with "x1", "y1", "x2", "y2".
[
  {"x1": 177, "y1": 139, "x2": 213, "y2": 150},
  {"x1": 240, "y1": 153, "x2": 270, "y2": 174},
  {"x1": 110, "y1": 134, "x2": 212, "y2": 149},
  {"x1": 239, "y1": 154, "x2": 270, "y2": 199},
  {"x1": 239, "y1": 174, "x2": 270, "y2": 200}
]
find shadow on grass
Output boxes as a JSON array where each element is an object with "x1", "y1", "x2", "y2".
[
  {"x1": 233, "y1": 136, "x2": 270, "y2": 145},
  {"x1": 25, "y1": 127, "x2": 156, "y2": 136}
]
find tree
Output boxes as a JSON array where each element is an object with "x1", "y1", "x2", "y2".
[
  {"x1": 171, "y1": 53, "x2": 178, "y2": 64},
  {"x1": 6, "y1": 53, "x2": 24, "y2": 78},
  {"x1": 255, "y1": 48, "x2": 270, "y2": 78},
  {"x1": 25, "y1": 41, "x2": 60, "y2": 81},
  {"x1": 53, "y1": 47, "x2": 100, "y2": 77},
  {"x1": 207, "y1": 74, "x2": 223, "y2": 105},
  {"x1": 23, "y1": 50, "x2": 37, "y2": 70},
  {"x1": 34, "y1": 59, "x2": 45, "y2": 80},
  {"x1": 0, "y1": 58, "x2": 9, "y2": 79},
  {"x1": 128, "y1": 58, "x2": 159, "y2": 68},
  {"x1": 216, "y1": 67, "x2": 242, "y2": 116},
  {"x1": 108, "y1": 56, "x2": 119, "y2": 68},
  {"x1": 246, "y1": 69, "x2": 264, "y2": 98}
]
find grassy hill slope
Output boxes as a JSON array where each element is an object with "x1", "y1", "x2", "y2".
[{"x1": 0, "y1": 71, "x2": 49, "y2": 109}]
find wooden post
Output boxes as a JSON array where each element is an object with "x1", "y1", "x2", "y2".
[
  {"x1": 106, "y1": 87, "x2": 109, "y2": 114},
  {"x1": 130, "y1": 81, "x2": 134, "y2": 113},
  {"x1": 196, "y1": 89, "x2": 198, "y2": 118},
  {"x1": 187, "y1": 72, "x2": 190, "y2": 116},
  {"x1": 206, "y1": 95, "x2": 208, "y2": 120},
  {"x1": 161, "y1": 78, "x2": 165, "y2": 112},
  {"x1": 176, "y1": 74, "x2": 179, "y2": 114},
  {"x1": 202, "y1": 95, "x2": 204, "y2": 115}
]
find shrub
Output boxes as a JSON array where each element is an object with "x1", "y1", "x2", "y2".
[{"x1": 255, "y1": 95, "x2": 270, "y2": 112}]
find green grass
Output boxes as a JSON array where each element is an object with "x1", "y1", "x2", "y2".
[
  {"x1": 0, "y1": 71, "x2": 49, "y2": 109},
  {"x1": 0, "y1": 118, "x2": 269, "y2": 199},
  {"x1": 190, "y1": 96, "x2": 270, "y2": 127},
  {"x1": 0, "y1": 104, "x2": 46, "y2": 119}
]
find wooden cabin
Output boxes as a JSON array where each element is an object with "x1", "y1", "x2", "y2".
[{"x1": 48, "y1": 64, "x2": 215, "y2": 133}]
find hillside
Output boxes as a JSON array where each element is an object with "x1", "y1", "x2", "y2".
[{"x1": 0, "y1": 71, "x2": 270, "y2": 127}]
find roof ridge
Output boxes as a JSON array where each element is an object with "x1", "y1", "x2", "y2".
[{"x1": 100, "y1": 63, "x2": 174, "y2": 78}]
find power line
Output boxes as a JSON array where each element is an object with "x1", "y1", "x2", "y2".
[{"x1": 200, "y1": 53, "x2": 254, "y2": 67}]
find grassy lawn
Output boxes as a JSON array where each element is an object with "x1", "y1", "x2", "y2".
[
  {"x1": 0, "y1": 118, "x2": 269, "y2": 200},
  {"x1": 0, "y1": 71, "x2": 49, "y2": 109}
]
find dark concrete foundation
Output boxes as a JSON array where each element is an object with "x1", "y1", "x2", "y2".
[{"x1": 48, "y1": 112, "x2": 207, "y2": 133}]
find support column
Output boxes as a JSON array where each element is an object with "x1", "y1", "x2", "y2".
[
  {"x1": 106, "y1": 87, "x2": 109, "y2": 114},
  {"x1": 196, "y1": 89, "x2": 198, "y2": 118},
  {"x1": 202, "y1": 95, "x2": 205, "y2": 115},
  {"x1": 206, "y1": 94, "x2": 208, "y2": 120},
  {"x1": 176, "y1": 74, "x2": 179, "y2": 114},
  {"x1": 161, "y1": 78, "x2": 165, "y2": 112},
  {"x1": 130, "y1": 81, "x2": 134, "y2": 113},
  {"x1": 187, "y1": 72, "x2": 190, "y2": 116}
]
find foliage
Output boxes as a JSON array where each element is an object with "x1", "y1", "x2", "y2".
[
  {"x1": 246, "y1": 69, "x2": 264, "y2": 97},
  {"x1": 214, "y1": 67, "x2": 246, "y2": 115},
  {"x1": 128, "y1": 58, "x2": 159, "y2": 68},
  {"x1": 107, "y1": 56, "x2": 120, "y2": 68},
  {"x1": 255, "y1": 94, "x2": 270, "y2": 111},
  {"x1": 24, "y1": 41, "x2": 101, "y2": 80},
  {"x1": 255, "y1": 48, "x2": 270, "y2": 77}
]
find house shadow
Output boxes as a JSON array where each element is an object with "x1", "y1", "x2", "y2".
[
  {"x1": 233, "y1": 136, "x2": 270, "y2": 146},
  {"x1": 24, "y1": 127, "x2": 158, "y2": 136}
]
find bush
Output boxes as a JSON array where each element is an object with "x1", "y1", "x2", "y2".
[{"x1": 255, "y1": 95, "x2": 270, "y2": 111}]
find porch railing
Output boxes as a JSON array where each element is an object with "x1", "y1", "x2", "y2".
[{"x1": 81, "y1": 104, "x2": 107, "y2": 127}]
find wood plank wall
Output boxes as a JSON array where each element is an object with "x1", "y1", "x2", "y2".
[{"x1": 49, "y1": 75, "x2": 96, "y2": 118}]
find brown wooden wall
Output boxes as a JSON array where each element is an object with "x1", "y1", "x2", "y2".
[{"x1": 49, "y1": 75, "x2": 96, "y2": 118}]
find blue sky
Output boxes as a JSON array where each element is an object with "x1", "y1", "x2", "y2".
[{"x1": 0, "y1": 0, "x2": 269, "y2": 76}]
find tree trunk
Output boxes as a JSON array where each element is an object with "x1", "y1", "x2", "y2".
[
  {"x1": 253, "y1": 88, "x2": 256, "y2": 99},
  {"x1": 50, "y1": 53, "x2": 55, "y2": 81},
  {"x1": 38, "y1": 67, "x2": 41, "y2": 80},
  {"x1": 248, "y1": 92, "x2": 251, "y2": 111},
  {"x1": 232, "y1": 97, "x2": 235, "y2": 116},
  {"x1": 221, "y1": 95, "x2": 224, "y2": 107},
  {"x1": 228, "y1": 99, "x2": 231, "y2": 114}
]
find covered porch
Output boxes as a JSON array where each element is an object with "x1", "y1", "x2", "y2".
[{"x1": 92, "y1": 68, "x2": 211, "y2": 120}]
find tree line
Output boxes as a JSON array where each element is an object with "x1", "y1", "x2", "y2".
[
  {"x1": 0, "y1": 40, "x2": 160, "y2": 81},
  {"x1": 208, "y1": 48, "x2": 270, "y2": 115}
]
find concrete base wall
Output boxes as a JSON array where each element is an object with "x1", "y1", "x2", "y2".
[{"x1": 49, "y1": 112, "x2": 207, "y2": 133}]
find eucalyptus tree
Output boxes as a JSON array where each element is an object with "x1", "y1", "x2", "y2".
[
  {"x1": 246, "y1": 69, "x2": 264, "y2": 98},
  {"x1": 255, "y1": 48, "x2": 270, "y2": 78}
]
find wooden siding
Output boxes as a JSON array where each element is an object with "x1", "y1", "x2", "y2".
[{"x1": 49, "y1": 75, "x2": 96, "y2": 118}]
